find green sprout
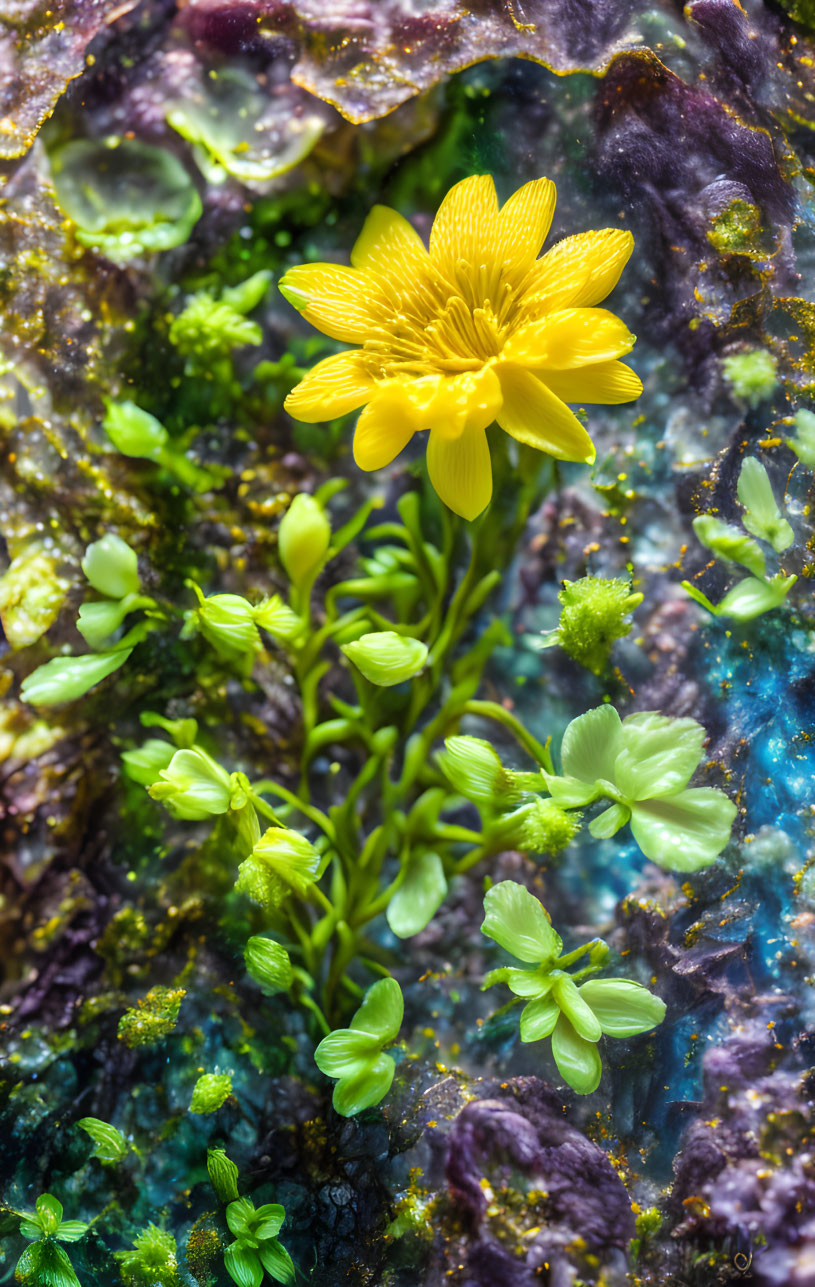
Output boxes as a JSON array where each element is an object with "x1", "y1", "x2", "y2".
[
  {"x1": 544, "y1": 705, "x2": 737, "y2": 871},
  {"x1": 102, "y1": 400, "x2": 220, "y2": 491},
  {"x1": 722, "y1": 348, "x2": 778, "y2": 406},
  {"x1": 682, "y1": 457, "x2": 797, "y2": 622},
  {"x1": 77, "y1": 1116, "x2": 129, "y2": 1165},
  {"x1": 789, "y1": 408, "x2": 815, "y2": 467},
  {"x1": 314, "y1": 977, "x2": 403, "y2": 1116},
  {"x1": 116, "y1": 1226, "x2": 180, "y2": 1287},
  {"x1": 12, "y1": 1194, "x2": 89, "y2": 1287},
  {"x1": 481, "y1": 881, "x2": 665, "y2": 1094},
  {"x1": 541, "y1": 574, "x2": 643, "y2": 674},
  {"x1": 224, "y1": 1197, "x2": 295, "y2": 1287}
]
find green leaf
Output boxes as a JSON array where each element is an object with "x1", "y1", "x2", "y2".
[
  {"x1": 314, "y1": 1029, "x2": 380, "y2": 1079},
  {"x1": 579, "y1": 979, "x2": 666, "y2": 1037},
  {"x1": 484, "y1": 966, "x2": 553, "y2": 998},
  {"x1": 224, "y1": 1242, "x2": 263, "y2": 1287},
  {"x1": 560, "y1": 705, "x2": 622, "y2": 784},
  {"x1": 16, "y1": 1241, "x2": 81, "y2": 1287},
  {"x1": 789, "y1": 408, "x2": 815, "y2": 468},
  {"x1": 629, "y1": 787, "x2": 737, "y2": 870},
  {"x1": 714, "y1": 574, "x2": 797, "y2": 622},
  {"x1": 588, "y1": 802, "x2": 630, "y2": 839},
  {"x1": 552, "y1": 975, "x2": 602, "y2": 1041},
  {"x1": 19, "y1": 1220, "x2": 42, "y2": 1241},
  {"x1": 481, "y1": 881, "x2": 562, "y2": 965},
  {"x1": 21, "y1": 647, "x2": 133, "y2": 705},
  {"x1": 614, "y1": 712, "x2": 705, "y2": 801},
  {"x1": 252, "y1": 1204, "x2": 285, "y2": 1240},
  {"x1": 103, "y1": 399, "x2": 168, "y2": 459},
  {"x1": 226, "y1": 1199, "x2": 255, "y2": 1238},
  {"x1": 349, "y1": 977, "x2": 403, "y2": 1043},
  {"x1": 207, "y1": 1148, "x2": 240, "y2": 1203},
  {"x1": 681, "y1": 581, "x2": 717, "y2": 615},
  {"x1": 386, "y1": 852, "x2": 447, "y2": 938},
  {"x1": 692, "y1": 515, "x2": 766, "y2": 578},
  {"x1": 54, "y1": 1222, "x2": 88, "y2": 1243},
  {"x1": 77, "y1": 1116, "x2": 128, "y2": 1164},
  {"x1": 253, "y1": 595, "x2": 301, "y2": 641},
  {"x1": 332, "y1": 1051, "x2": 395, "y2": 1117},
  {"x1": 519, "y1": 995, "x2": 559, "y2": 1042},
  {"x1": 737, "y1": 457, "x2": 794, "y2": 552},
  {"x1": 76, "y1": 596, "x2": 140, "y2": 650},
  {"x1": 189, "y1": 1072, "x2": 232, "y2": 1113},
  {"x1": 81, "y1": 535, "x2": 140, "y2": 599},
  {"x1": 35, "y1": 1195, "x2": 63, "y2": 1236},
  {"x1": 244, "y1": 937, "x2": 293, "y2": 994},
  {"x1": 550, "y1": 1013, "x2": 602, "y2": 1095},
  {"x1": 342, "y1": 631, "x2": 428, "y2": 687},
  {"x1": 222, "y1": 271, "x2": 273, "y2": 315},
  {"x1": 258, "y1": 1240, "x2": 296, "y2": 1284}
]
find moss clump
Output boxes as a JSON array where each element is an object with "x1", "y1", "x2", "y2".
[
  {"x1": 545, "y1": 575, "x2": 643, "y2": 675},
  {"x1": 722, "y1": 348, "x2": 779, "y2": 406},
  {"x1": 117, "y1": 986, "x2": 186, "y2": 1048},
  {"x1": 707, "y1": 198, "x2": 762, "y2": 255},
  {"x1": 117, "y1": 1226, "x2": 180, "y2": 1287}
]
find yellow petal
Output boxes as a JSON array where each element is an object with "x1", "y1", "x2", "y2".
[
  {"x1": 284, "y1": 352, "x2": 374, "y2": 423},
  {"x1": 429, "y1": 175, "x2": 499, "y2": 277},
  {"x1": 494, "y1": 178, "x2": 556, "y2": 275},
  {"x1": 496, "y1": 364, "x2": 596, "y2": 462},
  {"x1": 353, "y1": 386, "x2": 418, "y2": 471},
  {"x1": 524, "y1": 229, "x2": 634, "y2": 312},
  {"x1": 351, "y1": 205, "x2": 431, "y2": 282},
  {"x1": 503, "y1": 308, "x2": 635, "y2": 369},
  {"x1": 279, "y1": 263, "x2": 384, "y2": 344},
  {"x1": 541, "y1": 360, "x2": 643, "y2": 405},
  {"x1": 426, "y1": 423, "x2": 493, "y2": 521},
  {"x1": 424, "y1": 366, "x2": 503, "y2": 440}
]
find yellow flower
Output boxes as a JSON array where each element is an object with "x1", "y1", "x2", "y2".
[{"x1": 280, "y1": 175, "x2": 641, "y2": 521}]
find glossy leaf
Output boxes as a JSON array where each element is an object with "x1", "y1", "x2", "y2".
[
  {"x1": 737, "y1": 457, "x2": 794, "y2": 552},
  {"x1": 553, "y1": 974, "x2": 603, "y2": 1041},
  {"x1": 550, "y1": 1013, "x2": 602, "y2": 1095},
  {"x1": 21, "y1": 647, "x2": 133, "y2": 706},
  {"x1": 258, "y1": 1240, "x2": 296, "y2": 1284},
  {"x1": 588, "y1": 802, "x2": 630, "y2": 839},
  {"x1": 77, "y1": 1116, "x2": 128, "y2": 1164},
  {"x1": 614, "y1": 712, "x2": 705, "y2": 801},
  {"x1": 560, "y1": 704, "x2": 622, "y2": 784},
  {"x1": 714, "y1": 575, "x2": 797, "y2": 622},
  {"x1": 313, "y1": 1029, "x2": 380, "y2": 1079},
  {"x1": 81, "y1": 534, "x2": 140, "y2": 599},
  {"x1": 481, "y1": 880, "x2": 562, "y2": 964},
  {"x1": 342, "y1": 631, "x2": 428, "y2": 687},
  {"x1": 224, "y1": 1242, "x2": 263, "y2": 1287},
  {"x1": 331, "y1": 1052, "x2": 395, "y2": 1117},
  {"x1": 349, "y1": 976, "x2": 403, "y2": 1043},
  {"x1": 519, "y1": 994, "x2": 559, "y2": 1042},
  {"x1": 692, "y1": 514, "x2": 765, "y2": 578},
  {"x1": 386, "y1": 852, "x2": 447, "y2": 938},
  {"x1": 579, "y1": 978, "x2": 666, "y2": 1036},
  {"x1": 629, "y1": 787, "x2": 737, "y2": 871}
]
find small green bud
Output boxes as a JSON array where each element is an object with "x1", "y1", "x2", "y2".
[
  {"x1": 188, "y1": 586, "x2": 261, "y2": 658},
  {"x1": 341, "y1": 631, "x2": 428, "y2": 687},
  {"x1": 722, "y1": 348, "x2": 778, "y2": 407},
  {"x1": 278, "y1": 494, "x2": 331, "y2": 589},
  {"x1": 236, "y1": 827, "x2": 320, "y2": 911},
  {"x1": 253, "y1": 594, "x2": 301, "y2": 641},
  {"x1": 486, "y1": 797, "x2": 580, "y2": 855},
  {"x1": 148, "y1": 747, "x2": 237, "y2": 820},
  {"x1": 544, "y1": 575, "x2": 643, "y2": 675},
  {"x1": 35, "y1": 1194, "x2": 63, "y2": 1236},
  {"x1": 244, "y1": 936, "x2": 293, "y2": 994},
  {"x1": 82, "y1": 534, "x2": 140, "y2": 599},
  {"x1": 207, "y1": 1149, "x2": 240, "y2": 1203},
  {"x1": 103, "y1": 400, "x2": 168, "y2": 459},
  {"x1": 437, "y1": 735, "x2": 520, "y2": 805},
  {"x1": 189, "y1": 1072, "x2": 232, "y2": 1114}
]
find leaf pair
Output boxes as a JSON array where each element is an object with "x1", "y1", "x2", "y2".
[
  {"x1": 314, "y1": 977, "x2": 403, "y2": 1116},
  {"x1": 224, "y1": 1198, "x2": 294, "y2": 1287},
  {"x1": 544, "y1": 705, "x2": 736, "y2": 871},
  {"x1": 482, "y1": 882, "x2": 665, "y2": 1095}
]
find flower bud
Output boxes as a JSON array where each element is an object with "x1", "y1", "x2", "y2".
[
  {"x1": 189, "y1": 585, "x2": 260, "y2": 658},
  {"x1": 207, "y1": 1149, "x2": 239, "y2": 1202},
  {"x1": 437, "y1": 735, "x2": 517, "y2": 805},
  {"x1": 148, "y1": 747, "x2": 235, "y2": 819},
  {"x1": 341, "y1": 631, "x2": 427, "y2": 687},
  {"x1": 278, "y1": 494, "x2": 331, "y2": 589},
  {"x1": 486, "y1": 797, "x2": 580, "y2": 855},
  {"x1": 103, "y1": 399, "x2": 168, "y2": 460},
  {"x1": 236, "y1": 826, "x2": 320, "y2": 911},
  {"x1": 82, "y1": 534, "x2": 140, "y2": 599},
  {"x1": 244, "y1": 936, "x2": 293, "y2": 994}
]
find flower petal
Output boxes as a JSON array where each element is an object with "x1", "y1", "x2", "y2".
[
  {"x1": 351, "y1": 204, "x2": 431, "y2": 281},
  {"x1": 496, "y1": 364, "x2": 595, "y2": 462},
  {"x1": 429, "y1": 174, "x2": 498, "y2": 277},
  {"x1": 629, "y1": 788, "x2": 737, "y2": 871},
  {"x1": 426, "y1": 422, "x2": 492, "y2": 520},
  {"x1": 524, "y1": 229, "x2": 634, "y2": 311},
  {"x1": 284, "y1": 351, "x2": 374, "y2": 423},
  {"x1": 614, "y1": 711, "x2": 705, "y2": 801},
  {"x1": 353, "y1": 387, "x2": 419, "y2": 471},
  {"x1": 426, "y1": 366, "x2": 503, "y2": 441},
  {"x1": 540, "y1": 360, "x2": 642, "y2": 405},
  {"x1": 495, "y1": 177, "x2": 556, "y2": 275},
  {"x1": 504, "y1": 308, "x2": 636, "y2": 369},
  {"x1": 550, "y1": 1013, "x2": 602, "y2": 1095},
  {"x1": 278, "y1": 263, "x2": 384, "y2": 344}
]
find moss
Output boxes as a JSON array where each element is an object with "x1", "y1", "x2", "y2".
[
  {"x1": 707, "y1": 198, "x2": 763, "y2": 255},
  {"x1": 547, "y1": 575, "x2": 643, "y2": 675},
  {"x1": 722, "y1": 348, "x2": 779, "y2": 406},
  {"x1": 117, "y1": 986, "x2": 186, "y2": 1048}
]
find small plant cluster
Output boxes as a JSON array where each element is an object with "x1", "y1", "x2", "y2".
[
  {"x1": 6, "y1": 1193, "x2": 89, "y2": 1287},
  {"x1": 683, "y1": 456, "x2": 797, "y2": 621}
]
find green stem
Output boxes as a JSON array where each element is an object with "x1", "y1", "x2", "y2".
[
  {"x1": 461, "y1": 700, "x2": 553, "y2": 772},
  {"x1": 250, "y1": 783, "x2": 335, "y2": 840}
]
